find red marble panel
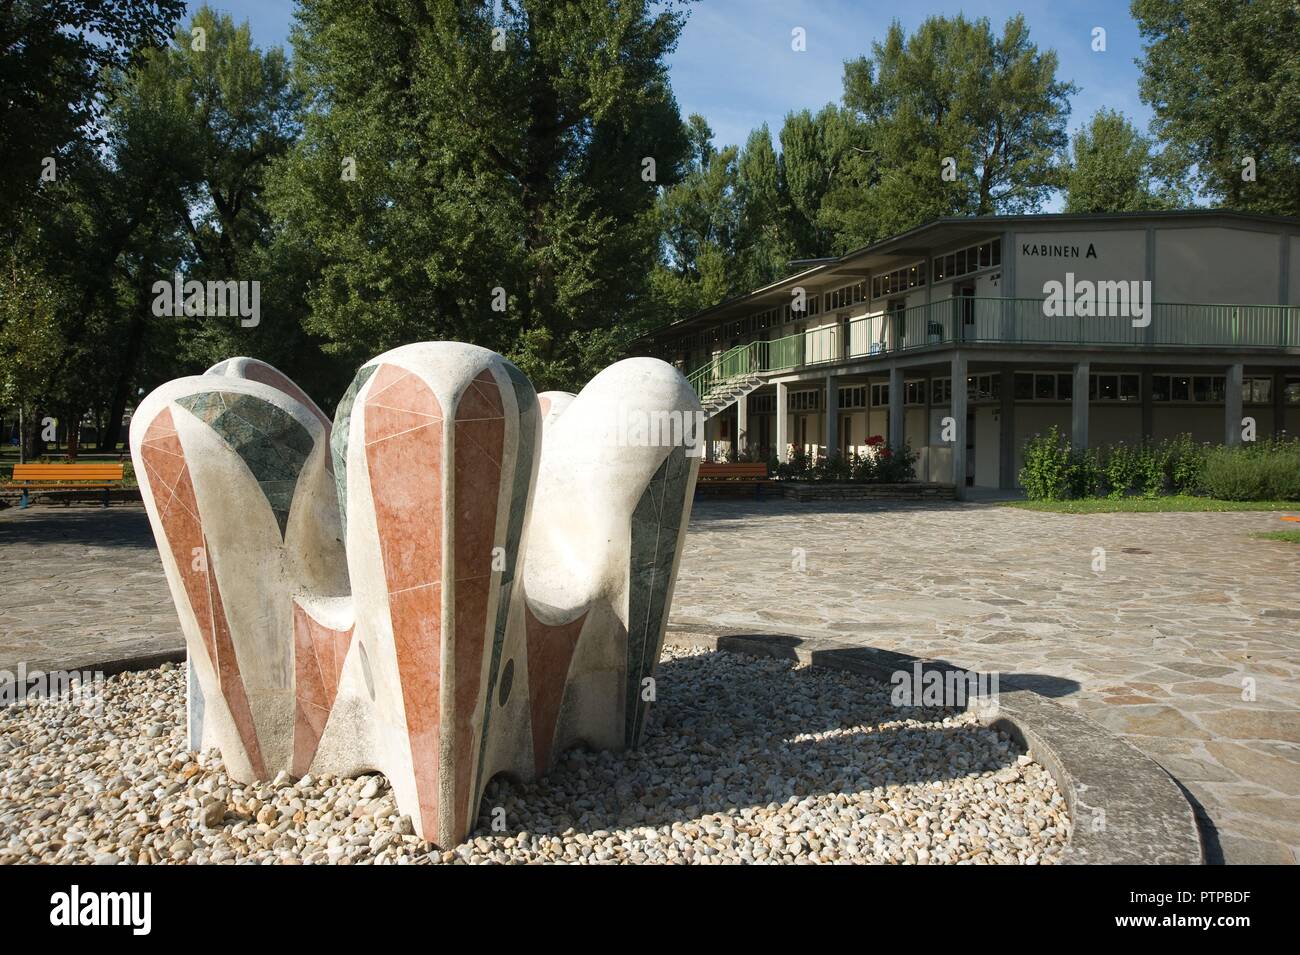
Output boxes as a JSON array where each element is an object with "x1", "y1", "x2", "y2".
[
  {"x1": 364, "y1": 366, "x2": 445, "y2": 841},
  {"x1": 450, "y1": 368, "x2": 504, "y2": 839},
  {"x1": 524, "y1": 605, "x2": 589, "y2": 775},
  {"x1": 142, "y1": 406, "x2": 265, "y2": 777},
  {"x1": 292, "y1": 601, "x2": 356, "y2": 775}
]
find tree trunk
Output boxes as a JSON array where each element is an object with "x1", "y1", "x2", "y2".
[{"x1": 104, "y1": 300, "x2": 151, "y2": 452}]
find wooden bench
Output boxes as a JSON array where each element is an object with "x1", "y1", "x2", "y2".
[
  {"x1": 696, "y1": 462, "x2": 771, "y2": 498},
  {"x1": 5, "y1": 463, "x2": 125, "y2": 508}
]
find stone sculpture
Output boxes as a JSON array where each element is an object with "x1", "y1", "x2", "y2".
[{"x1": 129, "y1": 343, "x2": 701, "y2": 847}]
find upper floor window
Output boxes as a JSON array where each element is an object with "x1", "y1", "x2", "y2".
[
  {"x1": 871, "y1": 261, "x2": 927, "y2": 300},
  {"x1": 825, "y1": 281, "x2": 867, "y2": 312},
  {"x1": 933, "y1": 238, "x2": 1001, "y2": 282}
]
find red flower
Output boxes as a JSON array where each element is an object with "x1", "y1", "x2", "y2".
[
  {"x1": 866, "y1": 434, "x2": 884, "y2": 446},
  {"x1": 880, "y1": 448, "x2": 893, "y2": 458}
]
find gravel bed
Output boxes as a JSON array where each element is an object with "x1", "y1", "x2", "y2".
[{"x1": 0, "y1": 646, "x2": 1071, "y2": 864}]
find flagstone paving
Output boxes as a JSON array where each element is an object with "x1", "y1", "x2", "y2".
[
  {"x1": 673, "y1": 498, "x2": 1300, "y2": 865},
  {"x1": 2, "y1": 499, "x2": 1297, "y2": 864},
  {"x1": 0, "y1": 506, "x2": 183, "y2": 674}
]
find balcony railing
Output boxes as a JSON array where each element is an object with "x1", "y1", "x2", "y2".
[{"x1": 683, "y1": 297, "x2": 1300, "y2": 398}]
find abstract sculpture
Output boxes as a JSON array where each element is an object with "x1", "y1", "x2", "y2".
[{"x1": 130, "y1": 343, "x2": 701, "y2": 847}]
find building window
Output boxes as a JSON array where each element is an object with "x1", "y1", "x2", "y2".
[
  {"x1": 871, "y1": 261, "x2": 928, "y2": 300},
  {"x1": 931, "y1": 377, "x2": 952, "y2": 404},
  {"x1": 933, "y1": 238, "x2": 1001, "y2": 282},
  {"x1": 904, "y1": 380, "x2": 927, "y2": 405},
  {"x1": 748, "y1": 394, "x2": 776, "y2": 414},
  {"x1": 838, "y1": 386, "x2": 867, "y2": 410},
  {"x1": 788, "y1": 390, "x2": 821, "y2": 411},
  {"x1": 1245, "y1": 378, "x2": 1272, "y2": 404},
  {"x1": 1152, "y1": 374, "x2": 1227, "y2": 403},
  {"x1": 968, "y1": 374, "x2": 999, "y2": 402},
  {"x1": 870, "y1": 383, "x2": 890, "y2": 407},
  {"x1": 1286, "y1": 379, "x2": 1300, "y2": 404}
]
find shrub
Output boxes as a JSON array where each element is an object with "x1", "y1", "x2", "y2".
[
  {"x1": 1020, "y1": 427, "x2": 1072, "y2": 500},
  {"x1": 875, "y1": 442, "x2": 918, "y2": 483},
  {"x1": 1202, "y1": 439, "x2": 1300, "y2": 501}
]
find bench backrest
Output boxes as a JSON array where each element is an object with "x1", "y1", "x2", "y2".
[
  {"x1": 12, "y1": 463, "x2": 125, "y2": 482},
  {"x1": 698, "y1": 462, "x2": 768, "y2": 479}
]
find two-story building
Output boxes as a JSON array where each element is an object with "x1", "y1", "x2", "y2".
[{"x1": 641, "y1": 211, "x2": 1300, "y2": 497}]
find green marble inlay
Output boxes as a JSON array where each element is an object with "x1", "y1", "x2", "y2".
[
  {"x1": 474, "y1": 361, "x2": 538, "y2": 794},
  {"x1": 625, "y1": 444, "x2": 690, "y2": 747},
  {"x1": 176, "y1": 391, "x2": 315, "y2": 539},
  {"x1": 329, "y1": 364, "x2": 377, "y2": 543}
]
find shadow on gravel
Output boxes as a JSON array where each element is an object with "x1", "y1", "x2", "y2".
[{"x1": 472, "y1": 650, "x2": 1034, "y2": 838}]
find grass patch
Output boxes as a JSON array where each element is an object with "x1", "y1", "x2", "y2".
[
  {"x1": 1003, "y1": 495, "x2": 1300, "y2": 514},
  {"x1": 1251, "y1": 530, "x2": 1300, "y2": 543}
]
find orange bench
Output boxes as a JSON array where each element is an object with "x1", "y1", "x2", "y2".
[
  {"x1": 696, "y1": 462, "x2": 771, "y2": 498},
  {"x1": 6, "y1": 463, "x2": 125, "y2": 508}
]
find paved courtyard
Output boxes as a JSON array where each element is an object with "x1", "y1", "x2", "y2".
[
  {"x1": 675, "y1": 499, "x2": 1300, "y2": 865},
  {"x1": 1, "y1": 499, "x2": 1297, "y2": 864}
]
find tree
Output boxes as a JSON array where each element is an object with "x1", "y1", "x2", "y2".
[
  {"x1": 1132, "y1": 0, "x2": 1300, "y2": 216},
  {"x1": 0, "y1": 0, "x2": 186, "y2": 226},
  {"x1": 1064, "y1": 109, "x2": 1183, "y2": 213},
  {"x1": 273, "y1": 0, "x2": 693, "y2": 392},
  {"x1": 826, "y1": 14, "x2": 1074, "y2": 248},
  {"x1": 734, "y1": 125, "x2": 793, "y2": 290}
]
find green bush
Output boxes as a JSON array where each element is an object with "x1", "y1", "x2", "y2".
[
  {"x1": 1020, "y1": 427, "x2": 1073, "y2": 500},
  {"x1": 1020, "y1": 430, "x2": 1296, "y2": 502},
  {"x1": 1202, "y1": 439, "x2": 1300, "y2": 501}
]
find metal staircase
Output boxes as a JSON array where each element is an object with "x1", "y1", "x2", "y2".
[
  {"x1": 699, "y1": 372, "x2": 766, "y2": 418},
  {"x1": 685, "y1": 341, "x2": 771, "y2": 420}
]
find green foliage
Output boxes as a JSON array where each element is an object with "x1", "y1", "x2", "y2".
[
  {"x1": 772, "y1": 445, "x2": 917, "y2": 484},
  {"x1": 0, "y1": 0, "x2": 186, "y2": 224},
  {"x1": 825, "y1": 14, "x2": 1075, "y2": 249},
  {"x1": 1019, "y1": 427, "x2": 1074, "y2": 500},
  {"x1": 1020, "y1": 428, "x2": 1212, "y2": 500},
  {"x1": 1064, "y1": 109, "x2": 1185, "y2": 213},
  {"x1": 1133, "y1": 0, "x2": 1300, "y2": 216},
  {"x1": 1202, "y1": 439, "x2": 1300, "y2": 501},
  {"x1": 276, "y1": 0, "x2": 691, "y2": 392}
]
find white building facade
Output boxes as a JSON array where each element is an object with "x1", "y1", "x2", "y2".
[{"x1": 641, "y1": 212, "x2": 1300, "y2": 497}]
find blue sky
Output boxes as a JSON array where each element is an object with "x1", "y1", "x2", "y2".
[{"x1": 188, "y1": 0, "x2": 1153, "y2": 150}]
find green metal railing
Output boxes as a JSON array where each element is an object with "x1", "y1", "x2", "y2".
[{"x1": 683, "y1": 297, "x2": 1300, "y2": 399}]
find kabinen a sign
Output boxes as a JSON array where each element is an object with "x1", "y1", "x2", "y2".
[{"x1": 1022, "y1": 242, "x2": 1098, "y2": 259}]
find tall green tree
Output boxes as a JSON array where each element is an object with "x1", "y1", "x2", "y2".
[
  {"x1": 825, "y1": 14, "x2": 1074, "y2": 248},
  {"x1": 1064, "y1": 109, "x2": 1183, "y2": 213},
  {"x1": 734, "y1": 124, "x2": 793, "y2": 290},
  {"x1": 0, "y1": 0, "x2": 185, "y2": 226},
  {"x1": 651, "y1": 114, "x2": 741, "y2": 318},
  {"x1": 273, "y1": 0, "x2": 692, "y2": 391},
  {"x1": 1133, "y1": 0, "x2": 1300, "y2": 216}
]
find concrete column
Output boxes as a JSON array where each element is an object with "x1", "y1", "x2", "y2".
[
  {"x1": 888, "y1": 366, "x2": 904, "y2": 452},
  {"x1": 776, "y1": 381, "x2": 789, "y2": 463},
  {"x1": 1225, "y1": 362, "x2": 1244, "y2": 446},
  {"x1": 704, "y1": 414, "x2": 715, "y2": 463},
  {"x1": 1072, "y1": 361, "x2": 1091, "y2": 449},
  {"x1": 824, "y1": 374, "x2": 839, "y2": 460},
  {"x1": 999, "y1": 366, "x2": 1015, "y2": 489},
  {"x1": 950, "y1": 353, "x2": 967, "y2": 498},
  {"x1": 736, "y1": 393, "x2": 749, "y2": 458}
]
